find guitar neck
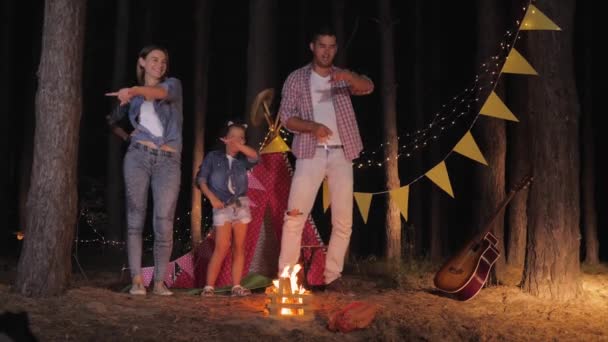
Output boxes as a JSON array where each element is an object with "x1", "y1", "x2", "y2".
[{"x1": 476, "y1": 185, "x2": 523, "y2": 241}]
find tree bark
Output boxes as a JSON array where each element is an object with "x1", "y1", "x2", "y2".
[
  {"x1": 191, "y1": 0, "x2": 213, "y2": 246},
  {"x1": 521, "y1": 0, "x2": 582, "y2": 300},
  {"x1": 428, "y1": 0, "x2": 443, "y2": 263},
  {"x1": 579, "y1": 1, "x2": 598, "y2": 265},
  {"x1": 505, "y1": 3, "x2": 533, "y2": 286},
  {"x1": 105, "y1": 0, "x2": 129, "y2": 243},
  {"x1": 296, "y1": 0, "x2": 310, "y2": 66},
  {"x1": 244, "y1": 0, "x2": 277, "y2": 149},
  {"x1": 331, "y1": 0, "x2": 347, "y2": 67},
  {"x1": 378, "y1": 0, "x2": 401, "y2": 260},
  {"x1": 14, "y1": 0, "x2": 87, "y2": 297},
  {"x1": 142, "y1": 0, "x2": 156, "y2": 43},
  {"x1": 473, "y1": 0, "x2": 508, "y2": 284},
  {"x1": 1, "y1": 0, "x2": 16, "y2": 240},
  {"x1": 408, "y1": 0, "x2": 425, "y2": 257}
]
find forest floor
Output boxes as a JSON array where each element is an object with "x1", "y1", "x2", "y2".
[{"x1": 1, "y1": 254, "x2": 607, "y2": 342}]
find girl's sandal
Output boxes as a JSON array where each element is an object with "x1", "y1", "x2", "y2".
[
  {"x1": 231, "y1": 285, "x2": 251, "y2": 297},
  {"x1": 201, "y1": 285, "x2": 215, "y2": 297}
]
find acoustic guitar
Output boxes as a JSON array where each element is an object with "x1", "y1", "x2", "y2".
[{"x1": 433, "y1": 175, "x2": 533, "y2": 301}]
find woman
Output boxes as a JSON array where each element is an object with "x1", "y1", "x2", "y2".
[{"x1": 106, "y1": 45, "x2": 183, "y2": 296}]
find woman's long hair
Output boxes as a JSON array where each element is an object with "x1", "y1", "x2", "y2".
[{"x1": 135, "y1": 45, "x2": 170, "y2": 85}]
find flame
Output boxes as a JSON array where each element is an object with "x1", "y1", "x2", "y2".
[
  {"x1": 15, "y1": 231, "x2": 24, "y2": 240},
  {"x1": 271, "y1": 264, "x2": 308, "y2": 316}
]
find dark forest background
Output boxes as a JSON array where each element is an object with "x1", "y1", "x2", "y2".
[{"x1": 0, "y1": 0, "x2": 600, "y2": 286}]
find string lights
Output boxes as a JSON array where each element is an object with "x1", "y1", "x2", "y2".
[
  {"x1": 74, "y1": 200, "x2": 214, "y2": 249},
  {"x1": 350, "y1": 13, "x2": 527, "y2": 171}
]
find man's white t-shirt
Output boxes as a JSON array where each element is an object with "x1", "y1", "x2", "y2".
[{"x1": 310, "y1": 71, "x2": 341, "y2": 146}]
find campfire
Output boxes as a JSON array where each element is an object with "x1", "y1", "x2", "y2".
[{"x1": 266, "y1": 264, "x2": 312, "y2": 319}]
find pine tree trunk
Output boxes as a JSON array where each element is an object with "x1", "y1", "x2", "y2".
[
  {"x1": 191, "y1": 0, "x2": 213, "y2": 246},
  {"x1": 105, "y1": 0, "x2": 129, "y2": 243},
  {"x1": 505, "y1": 5, "x2": 532, "y2": 287},
  {"x1": 580, "y1": 1, "x2": 597, "y2": 265},
  {"x1": 244, "y1": 0, "x2": 277, "y2": 149},
  {"x1": 428, "y1": 0, "x2": 443, "y2": 262},
  {"x1": 0, "y1": 0, "x2": 15, "y2": 235},
  {"x1": 142, "y1": 0, "x2": 156, "y2": 43},
  {"x1": 14, "y1": 0, "x2": 87, "y2": 297},
  {"x1": 521, "y1": 0, "x2": 581, "y2": 300},
  {"x1": 409, "y1": 0, "x2": 425, "y2": 257},
  {"x1": 16, "y1": 2, "x2": 39, "y2": 241},
  {"x1": 473, "y1": 0, "x2": 508, "y2": 284},
  {"x1": 296, "y1": 0, "x2": 310, "y2": 66},
  {"x1": 18, "y1": 104, "x2": 35, "y2": 237},
  {"x1": 378, "y1": 0, "x2": 401, "y2": 260},
  {"x1": 331, "y1": 0, "x2": 346, "y2": 67}
]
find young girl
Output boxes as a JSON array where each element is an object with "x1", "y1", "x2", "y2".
[
  {"x1": 196, "y1": 121, "x2": 259, "y2": 297},
  {"x1": 106, "y1": 45, "x2": 183, "y2": 296}
]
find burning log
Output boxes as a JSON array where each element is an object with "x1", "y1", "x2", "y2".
[{"x1": 266, "y1": 264, "x2": 313, "y2": 320}]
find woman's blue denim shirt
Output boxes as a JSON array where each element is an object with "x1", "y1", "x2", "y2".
[
  {"x1": 196, "y1": 150, "x2": 259, "y2": 204},
  {"x1": 109, "y1": 77, "x2": 183, "y2": 153}
]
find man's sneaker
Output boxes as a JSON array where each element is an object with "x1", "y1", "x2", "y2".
[
  {"x1": 308, "y1": 284, "x2": 327, "y2": 293},
  {"x1": 325, "y1": 277, "x2": 351, "y2": 294}
]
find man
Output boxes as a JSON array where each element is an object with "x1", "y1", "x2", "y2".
[{"x1": 278, "y1": 26, "x2": 374, "y2": 290}]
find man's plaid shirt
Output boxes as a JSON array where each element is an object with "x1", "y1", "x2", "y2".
[{"x1": 279, "y1": 64, "x2": 372, "y2": 161}]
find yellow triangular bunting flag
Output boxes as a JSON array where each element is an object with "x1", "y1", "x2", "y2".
[
  {"x1": 502, "y1": 48, "x2": 538, "y2": 75},
  {"x1": 260, "y1": 135, "x2": 291, "y2": 154},
  {"x1": 390, "y1": 186, "x2": 410, "y2": 222},
  {"x1": 521, "y1": 5, "x2": 561, "y2": 31},
  {"x1": 323, "y1": 178, "x2": 330, "y2": 212},
  {"x1": 479, "y1": 91, "x2": 519, "y2": 122},
  {"x1": 425, "y1": 162, "x2": 454, "y2": 198},
  {"x1": 453, "y1": 131, "x2": 488, "y2": 165},
  {"x1": 354, "y1": 192, "x2": 373, "y2": 223}
]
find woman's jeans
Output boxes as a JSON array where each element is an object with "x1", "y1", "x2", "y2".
[{"x1": 124, "y1": 143, "x2": 181, "y2": 281}]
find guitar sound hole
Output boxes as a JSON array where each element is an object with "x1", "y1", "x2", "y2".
[{"x1": 448, "y1": 267, "x2": 463, "y2": 274}]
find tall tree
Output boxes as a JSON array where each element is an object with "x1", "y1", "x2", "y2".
[
  {"x1": 473, "y1": 0, "x2": 508, "y2": 283},
  {"x1": 0, "y1": 0, "x2": 16, "y2": 240},
  {"x1": 244, "y1": 0, "x2": 277, "y2": 149},
  {"x1": 408, "y1": 0, "x2": 425, "y2": 257},
  {"x1": 579, "y1": 1, "x2": 597, "y2": 265},
  {"x1": 141, "y1": 0, "x2": 156, "y2": 44},
  {"x1": 191, "y1": 0, "x2": 214, "y2": 246},
  {"x1": 296, "y1": 0, "x2": 310, "y2": 66},
  {"x1": 377, "y1": 0, "x2": 401, "y2": 260},
  {"x1": 331, "y1": 0, "x2": 347, "y2": 67},
  {"x1": 428, "y1": 0, "x2": 443, "y2": 262},
  {"x1": 17, "y1": 4, "x2": 41, "y2": 246},
  {"x1": 505, "y1": 3, "x2": 533, "y2": 286},
  {"x1": 521, "y1": 0, "x2": 581, "y2": 300},
  {"x1": 14, "y1": 0, "x2": 87, "y2": 297},
  {"x1": 105, "y1": 0, "x2": 130, "y2": 243}
]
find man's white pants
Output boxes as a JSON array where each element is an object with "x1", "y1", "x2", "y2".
[{"x1": 278, "y1": 148, "x2": 353, "y2": 284}]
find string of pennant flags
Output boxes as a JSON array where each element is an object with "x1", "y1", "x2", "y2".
[{"x1": 321, "y1": 3, "x2": 561, "y2": 224}]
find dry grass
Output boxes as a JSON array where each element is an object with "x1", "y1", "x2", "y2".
[{"x1": 1, "y1": 259, "x2": 607, "y2": 341}]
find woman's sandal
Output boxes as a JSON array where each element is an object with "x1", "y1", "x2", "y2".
[
  {"x1": 129, "y1": 283, "x2": 146, "y2": 296},
  {"x1": 152, "y1": 282, "x2": 174, "y2": 296}
]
